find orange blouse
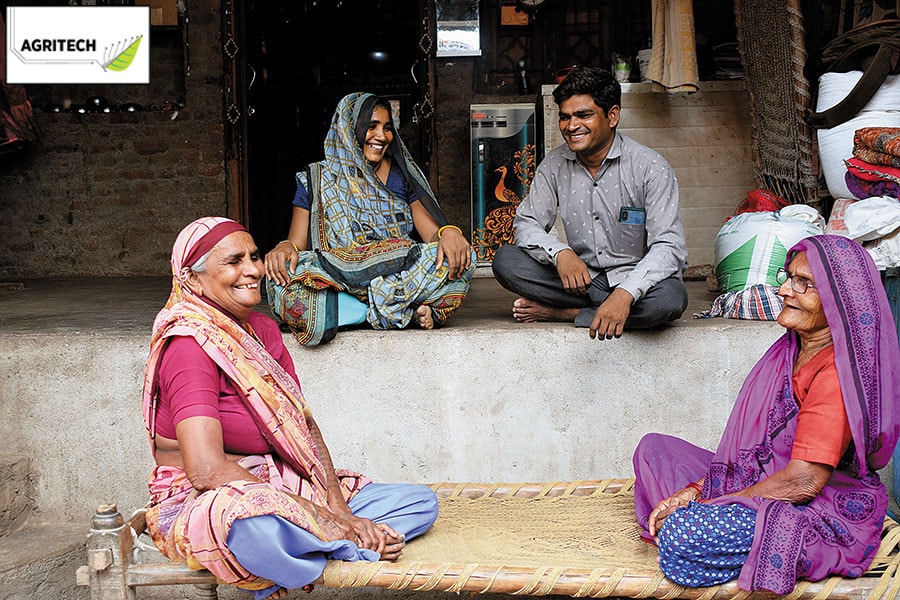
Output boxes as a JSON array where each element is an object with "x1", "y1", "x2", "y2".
[{"x1": 791, "y1": 344, "x2": 853, "y2": 468}]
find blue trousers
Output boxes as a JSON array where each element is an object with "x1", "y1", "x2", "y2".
[{"x1": 227, "y1": 482, "x2": 438, "y2": 599}]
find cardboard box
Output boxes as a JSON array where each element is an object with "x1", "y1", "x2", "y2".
[{"x1": 135, "y1": 0, "x2": 178, "y2": 27}]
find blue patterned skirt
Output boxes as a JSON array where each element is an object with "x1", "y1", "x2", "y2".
[{"x1": 657, "y1": 501, "x2": 757, "y2": 587}]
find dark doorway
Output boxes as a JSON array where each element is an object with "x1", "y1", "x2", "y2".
[{"x1": 242, "y1": 0, "x2": 428, "y2": 254}]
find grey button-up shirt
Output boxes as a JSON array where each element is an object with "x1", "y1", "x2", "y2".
[{"x1": 513, "y1": 132, "x2": 688, "y2": 301}]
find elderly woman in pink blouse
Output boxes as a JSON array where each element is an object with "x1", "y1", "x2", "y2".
[{"x1": 141, "y1": 216, "x2": 437, "y2": 600}]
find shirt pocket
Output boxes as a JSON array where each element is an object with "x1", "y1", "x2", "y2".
[
  {"x1": 613, "y1": 224, "x2": 645, "y2": 257},
  {"x1": 611, "y1": 206, "x2": 646, "y2": 257}
]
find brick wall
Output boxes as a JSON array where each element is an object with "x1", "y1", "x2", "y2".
[
  {"x1": 0, "y1": 0, "x2": 226, "y2": 278},
  {"x1": 0, "y1": 5, "x2": 752, "y2": 278}
]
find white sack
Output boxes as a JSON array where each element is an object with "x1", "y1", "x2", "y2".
[
  {"x1": 715, "y1": 205, "x2": 824, "y2": 293},
  {"x1": 844, "y1": 197, "x2": 900, "y2": 268},
  {"x1": 843, "y1": 196, "x2": 900, "y2": 241}
]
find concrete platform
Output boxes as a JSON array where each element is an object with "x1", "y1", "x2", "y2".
[
  {"x1": 6, "y1": 276, "x2": 900, "y2": 600},
  {"x1": 0, "y1": 275, "x2": 791, "y2": 524},
  {"x1": 0, "y1": 274, "x2": 719, "y2": 334}
]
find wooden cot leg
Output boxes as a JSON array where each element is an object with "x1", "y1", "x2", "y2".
[
  {"x1": 82, "y1": 504, "x2": 136, "y2": 600},
  {"x1": 193, "y1": 583, "x2": 218, "y2": 599}
]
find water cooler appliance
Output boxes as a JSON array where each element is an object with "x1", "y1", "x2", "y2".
[{"x1": 470, "y1": 103, "x2": 536, "y2": 266}]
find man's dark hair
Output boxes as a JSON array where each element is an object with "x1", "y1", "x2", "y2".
[{"x1": 552, "y1": 66, "x2": 621, "y2": 115}]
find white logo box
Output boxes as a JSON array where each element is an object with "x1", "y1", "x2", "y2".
[{"x1": 6, "y1": 6, "x2": 150, "y2": 84}]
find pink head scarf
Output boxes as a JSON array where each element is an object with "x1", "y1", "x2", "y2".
[{"x1": 170, "y1": 216, "x2": 247, "y2": 293}]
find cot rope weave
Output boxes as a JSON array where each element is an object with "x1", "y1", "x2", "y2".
[{"x1": 321, "y1": 479, "x2": 900, "y2": 599}]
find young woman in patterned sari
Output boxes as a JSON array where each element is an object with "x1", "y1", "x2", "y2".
[
  {"x1": 633, "y1": 235, "x2": 900, "y2": 594},
  {"x1": 264, "y1": 92, "x2": 476, "y2": 346},
  {"x1": 143, "y1": 217, "x2": 438, "y2": 600}
]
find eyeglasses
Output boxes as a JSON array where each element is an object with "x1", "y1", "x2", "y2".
[{"x1": 775, "y1": 268, "x2": 816, "y2": 294}]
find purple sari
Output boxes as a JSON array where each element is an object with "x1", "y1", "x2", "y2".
[{"x1": 634, "y1": 235, "x2": 900, "y2": 594}]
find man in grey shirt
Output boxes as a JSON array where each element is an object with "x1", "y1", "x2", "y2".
[{"x1": 492, "y1": 66, "x2": 688, "y2": 340}]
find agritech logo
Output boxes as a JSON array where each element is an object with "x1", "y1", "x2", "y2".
[{"x1": 6, "y1": 6, "x2": 150, "y2": 84}]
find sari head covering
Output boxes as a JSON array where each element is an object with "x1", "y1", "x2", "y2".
[
  {"x1": 168, "y1": 216, "x2": 246, "y2": 301},
  {"x1": 176, "y1": 217, "x2": 246, "y2": 272},
  {"x1": 700, "y1": 234, "x2": 900, "y2": 593},
  {"x1": 311, "y1": 92, "x2": 446, "y2": 250},
  {"x1": 349, "y1": 94, "x2": 444, "y2": 225}
]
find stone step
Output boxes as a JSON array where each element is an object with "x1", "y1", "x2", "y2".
[
  {"x1": 0, "y1": 522, "x2": 86, "y2": 600},
  {"x1": 0, "y1": 454, "x2": 35, "y2": 537}
]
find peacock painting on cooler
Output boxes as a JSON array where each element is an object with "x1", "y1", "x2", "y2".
[{"x1": 470, "y1": 103, "x2": 536, "y2": 265}]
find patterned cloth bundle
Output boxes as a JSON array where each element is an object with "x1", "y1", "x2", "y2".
[
  {"x1": 692, "y1": 284, "x2": 783, "y2": 321},
  {"x1": 844, "y1": 127, "x2": 900, "y2": 199},
  {"x1": 854, "y1": 127, "x2": 900, "y2": 167}
]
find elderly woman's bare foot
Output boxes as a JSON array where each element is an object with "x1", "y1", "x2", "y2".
[
  {"x1": 512, "y1": 298, "x2": 580, "y2": 323},
  {"x1": 414, "y1": 305, "x2": 435, "y2": 329},
  {"x1": 264, "y1": 587, "x2": 289, "y2": 599}
]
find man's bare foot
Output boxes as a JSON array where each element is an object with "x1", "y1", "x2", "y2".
[
  {"x1": 414, "y1": 305, "x2": 435, "y2": 329},
  {"x1": 512, "y1": 298, "x2": 580, "y2": 323}
]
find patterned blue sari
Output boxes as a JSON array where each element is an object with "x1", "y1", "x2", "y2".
[{"x1": 267, "y1": 93, "x2": 474, "y2": 345}]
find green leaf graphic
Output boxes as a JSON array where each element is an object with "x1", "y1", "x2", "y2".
[{"x1": 104, "y1": 36, "x2": 142, "y2": 72}]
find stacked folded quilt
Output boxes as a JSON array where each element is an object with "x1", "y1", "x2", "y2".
[{"x1": 844, "y1": 127, "x2": 900, "y2": 199}]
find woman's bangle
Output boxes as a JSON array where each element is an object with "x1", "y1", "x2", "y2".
[
  {"x1": 437, "y1": 225, "x2": 463, "y2": 239},
  {"x1": 686, "y1": 482, "x2": 703, "y2": 497},
  {"x1": 279, "y1": 239, "x2": 299, "y2": 253}
]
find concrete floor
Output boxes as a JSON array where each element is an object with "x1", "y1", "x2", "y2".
[{"x1": 0, "y1": 274, "x2": 722, "y2": 336}]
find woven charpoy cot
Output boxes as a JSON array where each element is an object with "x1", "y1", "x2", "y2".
[
  {"x1": 327, "y1": 479, "x2": 900, "y2": 600},
  {"x1": 79, "y1": 479, "x2": 900, "y2": 600}
]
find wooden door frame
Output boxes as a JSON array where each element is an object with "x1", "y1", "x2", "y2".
[
  {"x1": 223, "y1": 0, "x2": 436, "y2": 223},
  {"x1": 222, "y1": 0, "x2": 249, "y2": 224}
]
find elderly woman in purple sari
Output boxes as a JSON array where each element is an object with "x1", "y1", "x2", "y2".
[{"x1": 633, "y1": 235, "x2": 900, "y2": 594}]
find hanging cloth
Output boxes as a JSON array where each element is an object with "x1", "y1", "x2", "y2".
[
  {"x1": 647, "y1": 0, "x2": 700, "y2": 93},
  {"x1": 0, "y1": 10, "x2": 40, "y2": 157}
]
